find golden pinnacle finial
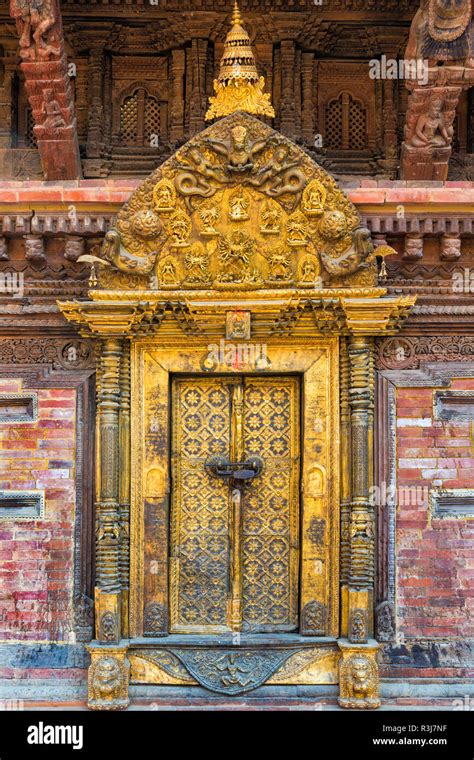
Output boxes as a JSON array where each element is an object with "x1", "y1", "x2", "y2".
[
  {"x1": 232, "y1": 0, "x2": 242, "y2": 26},
  {"x1": 205, "y1": 1, "x2": 275, "y2": 120}
]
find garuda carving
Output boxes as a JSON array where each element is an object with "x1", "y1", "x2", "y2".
[
  {"x1": 94, "y1": 112, "x2": 377, "y2": 291},
  {"x1": 406, "y1": 0, "x2": 473, "y2": 62}
]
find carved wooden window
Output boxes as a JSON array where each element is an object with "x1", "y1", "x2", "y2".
[
  {"x1": 325, "y1": 92, "x2": 368, "y2": 151},
  {"x1": 119, "y1": 87, "x2": 164, "y2": 147},
  {"x1": 13, "y1": 75, "x2": 37, "y2": 149}
]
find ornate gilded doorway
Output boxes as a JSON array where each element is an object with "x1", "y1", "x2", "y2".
[
  {"x1": 59, "y1": 109, "x2": 414, "y2": 709},
  {"x1": 170, "y1": 375, "x2": 300, "y2": 634}
]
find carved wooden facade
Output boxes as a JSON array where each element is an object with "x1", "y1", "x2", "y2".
[{"x1": 1, "y1": 0, "x2": 473, "y2": 181}]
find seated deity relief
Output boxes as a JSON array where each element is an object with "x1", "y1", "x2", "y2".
[
  {"x1": 93, "y1": 113, "x2": 378, "y2": 291},
  {"x1": 407, "y1": 95, "x2": 454, "y2": 149}
]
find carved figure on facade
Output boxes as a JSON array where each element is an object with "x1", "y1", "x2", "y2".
[
  {"x1": 339, "y1": 653, "x2": 381, "y2": 709},
  {"x1": 88, "y1": 653, "x2": 130, "y2": 710},
  {"x1": 408, "y1": 96, "x2": 454, "y2": 147},
  {"x1": 406, "y1": 0, "x2": 473, "y2": 63},
  {"x1": 10, "y1": 0, "x2": 60, "y2": 62}
]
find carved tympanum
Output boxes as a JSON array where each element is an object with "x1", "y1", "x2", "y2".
[{"x1": 95, "y1": 112, "x2": 377, "y2": 291}]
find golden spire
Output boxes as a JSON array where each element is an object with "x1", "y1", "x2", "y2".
[{"x1": 205, "y1": 1, "x2": 275, "y2": 120}]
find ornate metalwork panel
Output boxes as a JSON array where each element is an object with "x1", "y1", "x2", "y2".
[
  {"x1": 242, "y1": 378, "x2": 300, "y2": 631},
  {"x1": 170, "y1": 375, "x2": 300, "y2": 634},
  {"x1": 170, "y1": 377, "x2": 233, "y2": 632}
]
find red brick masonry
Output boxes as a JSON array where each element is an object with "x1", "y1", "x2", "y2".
[
  {"x1": 0, "y1": 379, "x2": 76, "y2": 652},
  {"x1": 397, "y1": 379, "x2": 474, "y2": 642}
]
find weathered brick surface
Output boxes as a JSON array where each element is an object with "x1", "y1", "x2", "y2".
[
  {"x1": 0, "y1": 181, "x2": 473, "y2": 207},
  {"x1": 0, "y1": 379, "x2": 76, "y2": 642},
  {"x1": 396, "y1": 381, "x2": 474, "y2": 640}
]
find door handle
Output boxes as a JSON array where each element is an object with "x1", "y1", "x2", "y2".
[{"x1": 205, "y1": 455, "x2": 264, "y2": 482}]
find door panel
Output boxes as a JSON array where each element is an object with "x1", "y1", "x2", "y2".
[
  {"x1": 170, "y1": 377, "x2": 233, "y2": 633},
  {"x1": 242, "y1": 378, "x2": 300, "y2": 632},
  {"x1": 170, "y1": 375, "x2": 300, "y2": 634}
]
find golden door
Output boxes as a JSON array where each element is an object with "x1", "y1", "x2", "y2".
[{"x1": 170, "y1": 375, "x2": 300, "y2": 634}]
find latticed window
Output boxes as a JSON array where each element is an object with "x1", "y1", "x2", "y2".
[
  {"x1": 25, "y1": 108, "x2": 37, "y2": 148},
  {"x1": 325, "y1": 92, "x2": 368, "y2": 151},
  {"x1": 119, "y1": 87, "x2": 163, "y2": 146},
  {"x1": 144, "y1": 93, "x2": 161, "y2": 145},
  {"x1": 120, "y1": 92, "x2": 139, "y2": 145}
]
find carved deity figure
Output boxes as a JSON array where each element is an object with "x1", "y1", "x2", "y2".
[
  {"x1": 159, "y1": 258, "x2": 179, "y2": 286},
  {"x1": 299, "y1": 256, "x2": 318, "y2": 283},
  {"x1": 40, "y1": 88, "x2": 66, "y2": 135},
  {"x1": 167, "y1": 211, "x2": 191, "y2": 248},
  {"x1": 302, "y1": 180, "x2": 327, "y2": 217},
  {"x1": 409, "y1": 97, "x2": 453, "y2": 147},
  {"x1": 217, "y1": 231, "x2": 256, "y2": 283},
  {"x1": 268, "y1": 247, "x2": 292, "y2": 281},
  {"x1": 153, "y1": 180, "x2": 176, "y2": 212},
  {"x1": 10, "y1": 0, "x2": 60, "y2": 61},
  {"x1": 259, "y1": 200, "x2": 281, "y2": 234},
  {"x1": 229, "y1": 187, "x2": 250, "y2": 221},
  {"x1": 286, "y1": 212, "x2": 308, "y2": 247},
  {"x1": 198, "y1": 205, "x2": 220, "y2": 236},
  {"x1": 184, "y1": 244, "x2": 210, "y2": 283}
]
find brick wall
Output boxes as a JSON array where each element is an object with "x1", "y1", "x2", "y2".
[
  {"x1": 0, "y1": 378, "x2": 76, "y2": 645},
  {"x1": 396, "y1": 379, "x2": 474, "y2": 640}
]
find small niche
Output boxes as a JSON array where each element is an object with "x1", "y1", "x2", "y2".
[{"x1": 0, "y1": 393, "x2": 38, "y2": 423}]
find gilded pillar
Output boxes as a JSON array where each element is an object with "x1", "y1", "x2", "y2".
[
  {"x1": 87, "y1": 336, "x2": 130, "y2": 710},
  {"x1": 169, "y1": 49, "x2": 185, "y2": 143},
  {"x1": 119, "y1": 342, "x2": 131, "y2": 638},
  {"x1": 95, "y1": 337, "x2": 123, "y2": 643},
  {"x1": 338, "y1": 333, "x2": 380, "y2": 710},
  {"x1": 339, "y1": 337, "x2": 351, "y2": 637},
  {"x1": 348, "y1": 335, "x2": 374, "y2": 639}
]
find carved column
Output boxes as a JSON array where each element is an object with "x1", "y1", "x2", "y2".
[
  {"x1": 348, "y1": 336, "x2": 375, "y2": 635},
  {"x1": 273, "y1": 47, "x2": 281, "y2": 131},
  {"x1": 87, "y1": 336, "x2": 130, "y2": 710},
  {"x1": 338, "y1": 333, "x2": 380, "y2": 710},
  {"x1": 378, "y1": 79, "x2": 398, "y2": 176},
  {"x1": 301, "y1": 52, "x2": 314, "y2": 146},
  {"x1": 95, "y1": 337, "x2": 123, "y2": 641},
  {"x1": 169, "y1": 49, "x2": 185, "y2": 143},
  {"x1": 188, "y1": 39, "x2": 208, "y2": 136},
  {"x1": 119, "y1": 342, "x2": 131, "y2": 638},
  {"x1": 279, "y1": 40, "x2": 295, "y2": 137},
  {"x1": 86, "y1": 47, "x2": 105, "y2": 160},
  {"x1": 339, "y1": 337, "x2": 352, "y2": 637},
  {"x1": 9, "y1": 0, "x2": 81, "y2": 179}
]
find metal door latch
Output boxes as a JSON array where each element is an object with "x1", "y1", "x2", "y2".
[{"x1": 205, "y1": 455, "x2": 264, "y2": 482}]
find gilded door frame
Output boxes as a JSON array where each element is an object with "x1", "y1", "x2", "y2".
[{"x1": 129, "y1": 337, "x2": 340, "y2": 640}]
